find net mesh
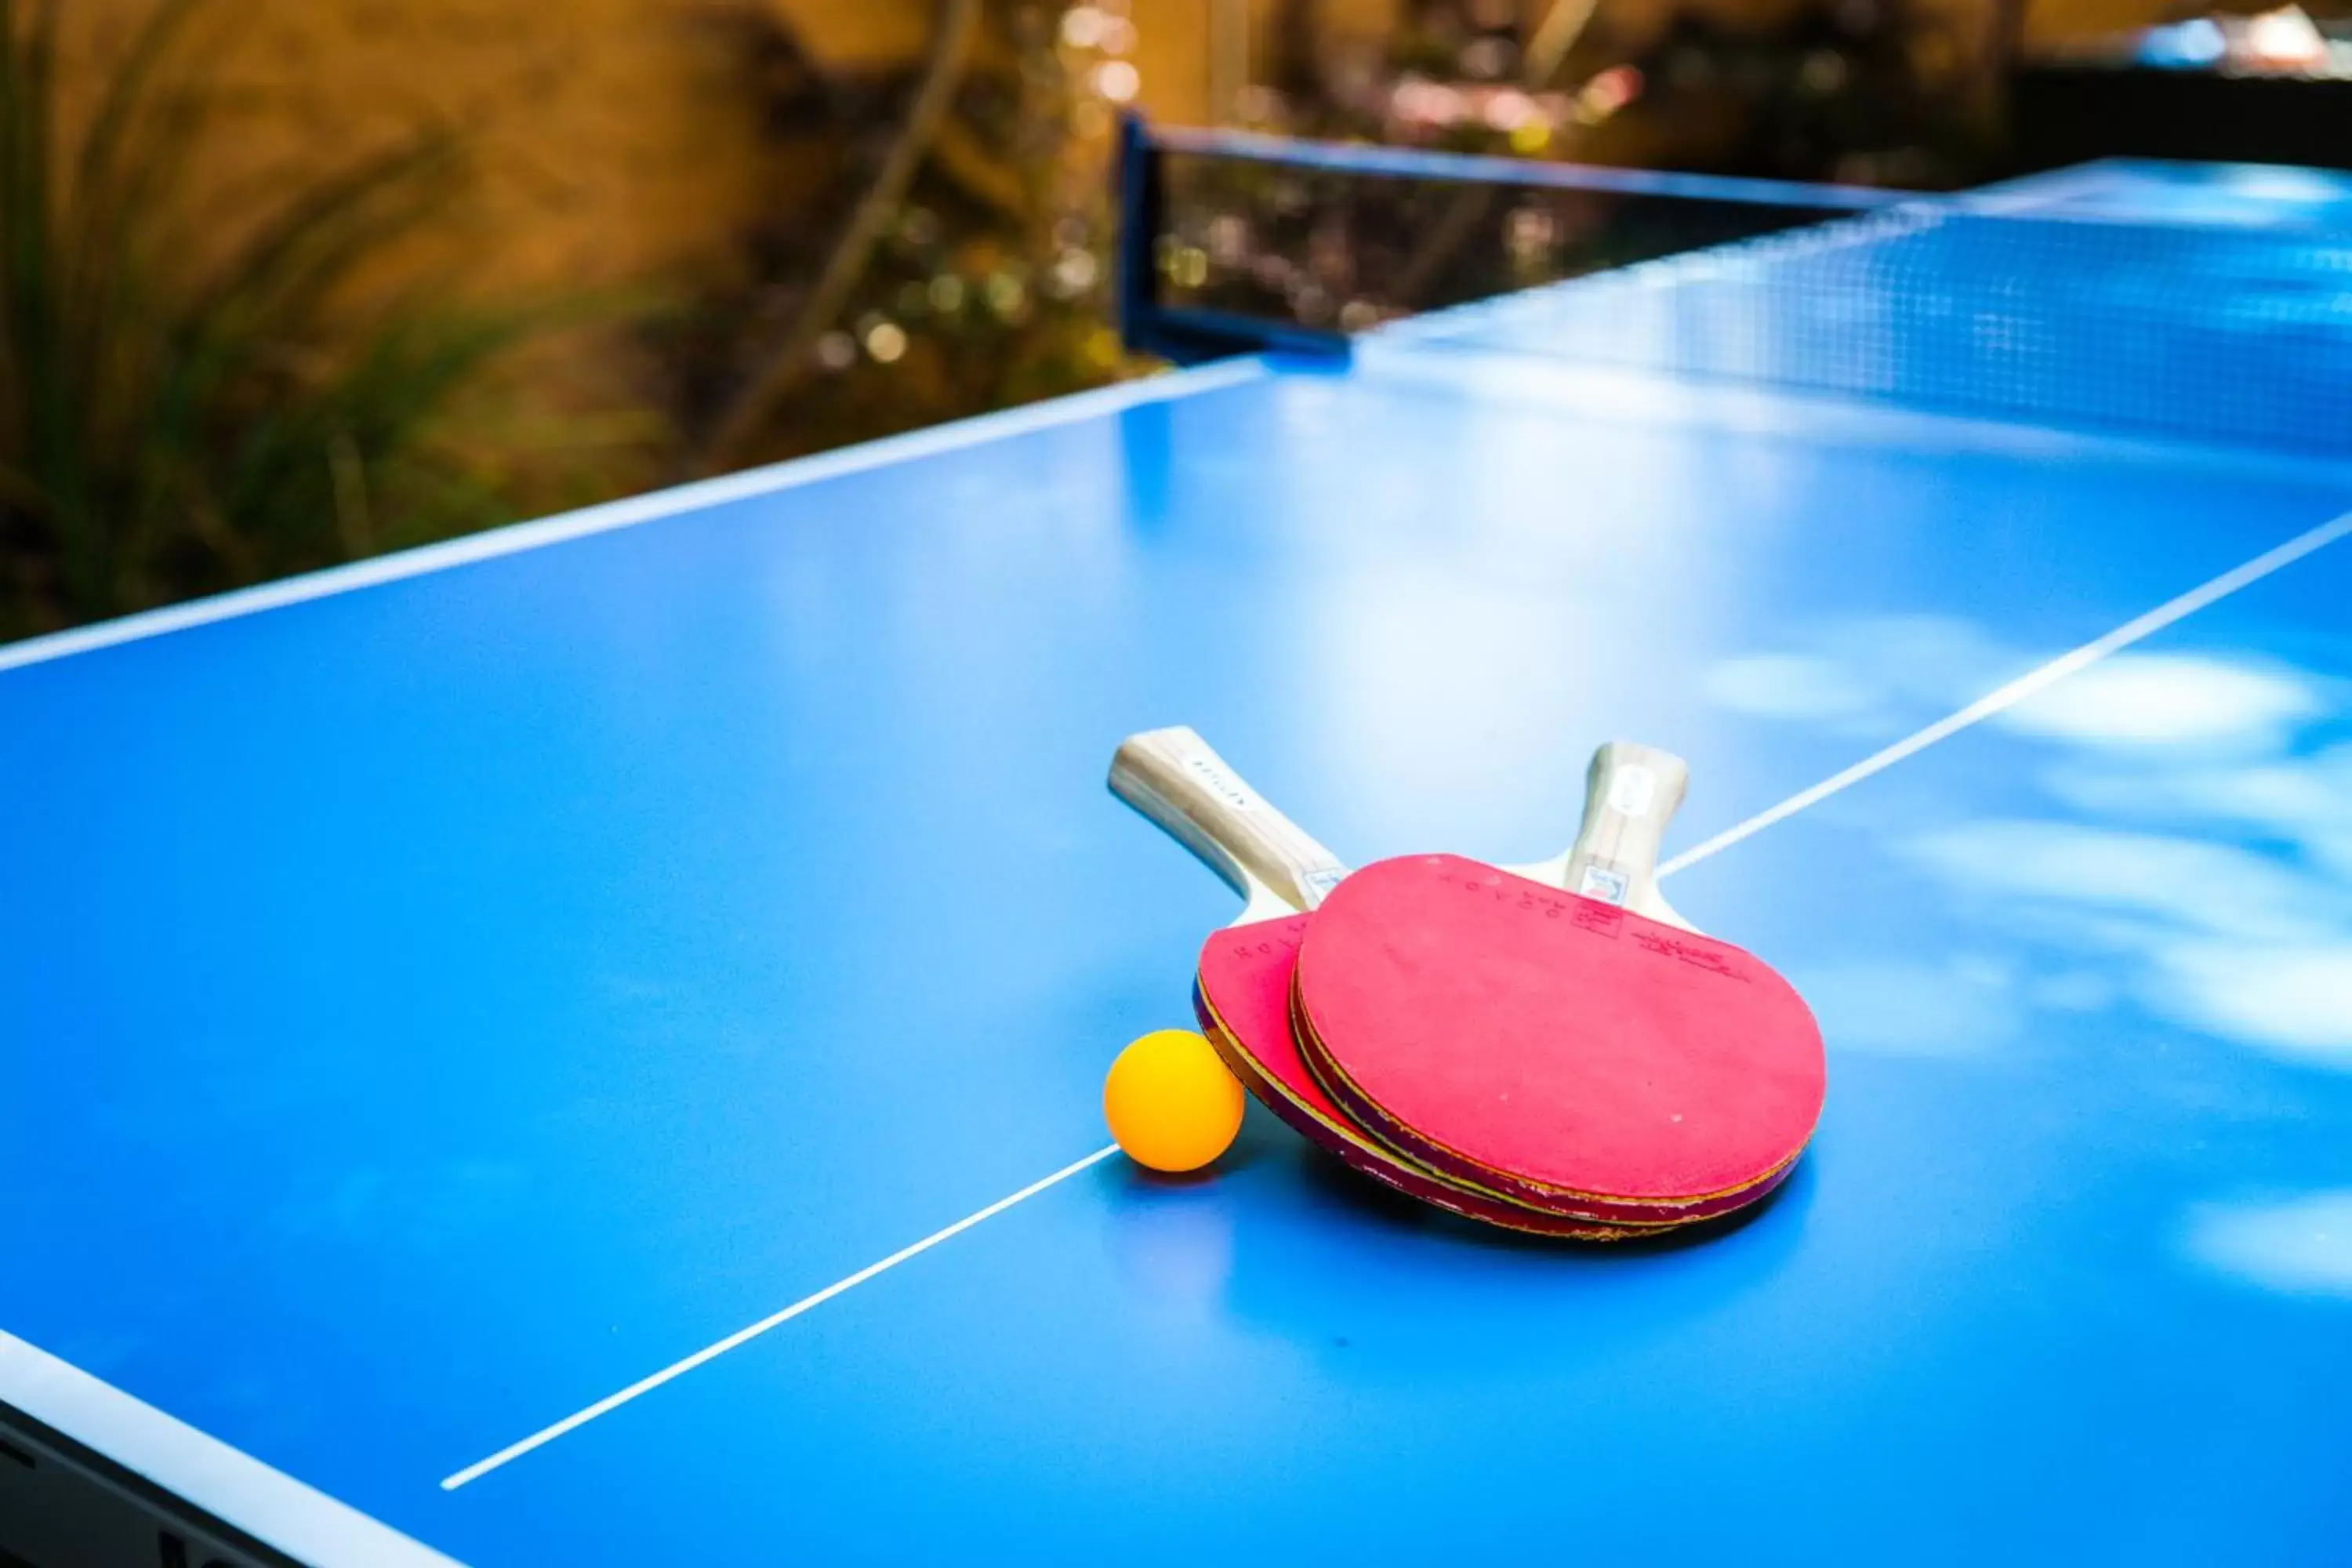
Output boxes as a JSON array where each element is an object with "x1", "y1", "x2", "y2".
[
  {"x1": 1152, "y1": 147, "x2": 1864, "y2": 334},
  {"x1": 1390, "y1": 203, "x2": 2352, "y2": 455}
]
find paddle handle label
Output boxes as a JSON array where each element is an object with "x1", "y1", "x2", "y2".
[
  {"x1": 1566, "y1": 742, "x2": 1693, "y2": 928},
  {"x1": 1181, "y1": 752, "x2": 1262, "y2": 815},
  {"x1": 1111, "y1": 726, "x2": 1348, "y2": 913},
  {"x1": 1576, "y1": 864, "x2": 1631, "y2": 904}
]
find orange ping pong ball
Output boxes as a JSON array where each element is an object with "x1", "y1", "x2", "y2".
[{"x1": 1104, "y1": 1029, "x2": 1245, "y2": 1173}]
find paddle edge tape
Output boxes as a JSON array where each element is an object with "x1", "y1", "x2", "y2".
[
  {"x1": 1192, "y1": 976, "x2": 1656, "y2": 1242},
  {"x1": 1290, "y1": 975, "x2": 1800, "y2": 1222},
  {"x1": 1195, "y1": 1001, "x2": 1656, "y2": 1241},
  {"x1": 1195, "y1": 927, "x2": 1719, "y2": 1233}
]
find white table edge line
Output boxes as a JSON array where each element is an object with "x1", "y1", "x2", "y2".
[{"x1": 0, "y1": 360, "x2": 1270, "y2": 677}]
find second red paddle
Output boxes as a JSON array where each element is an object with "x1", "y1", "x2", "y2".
[{"x1": 1294, "y1": 744, "x2": 1826, "y2": 1213}]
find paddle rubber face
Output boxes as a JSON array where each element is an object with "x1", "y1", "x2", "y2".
[
  {"x1": 1192, "y1": 915, "x2": 1653, "y2": 1240},
  {"x1": 1116, "y1": 726, "x2": 1800, "y2": 1235},
  {"x1": 1294, "y1": 855, "x2": 1826, "y2": 1206},
  {"x1": 1195, "y1": 917, "x2": 1790, "y2": 1231}
]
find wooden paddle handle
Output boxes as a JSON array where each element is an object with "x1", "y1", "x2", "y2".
[
  {"x1": 1565, "y1": 741, "x2": 1693, "y2": 929},
  {"x1": 1109, "y1": 727, "x2": 1348, "y2": 911}
]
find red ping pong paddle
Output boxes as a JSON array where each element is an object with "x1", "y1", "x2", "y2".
[
  {"x1": 1293, "y1": 744, "x2": 1827, "y2": 1212},
  {"x1": 1111, "y1": 728, "x2": 1777, "y2": 1233}
]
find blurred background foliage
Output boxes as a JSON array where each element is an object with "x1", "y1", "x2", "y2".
[
  {"x1": 2, "y1": 0, "x2": 2189, "y2": 635},
  {"x1": 1, "y1": 0, "x2": 563, "y2": 634}
]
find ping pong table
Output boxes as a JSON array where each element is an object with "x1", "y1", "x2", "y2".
[{"x1": 5, "y1": 152, "x2": 2351, "y2": 1566}]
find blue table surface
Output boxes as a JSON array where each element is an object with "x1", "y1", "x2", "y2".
[
  {"x1": 1980, "y1": 157, "x2": 2352, "y2": 230},
  {"x1": 4, "y1": 165, "x2": 2352, "y2": 1566}
]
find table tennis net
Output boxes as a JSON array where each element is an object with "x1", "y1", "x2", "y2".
[
  {"x1": 1144, "y1": 139, "x2": 1879, "y2": 352},
  {"x1": 1388, "y1": 203, "x2": 2352, "y2": 457},
  {"x1": 1142, "y1": 138, "x2": 2352, "y2": 456}
]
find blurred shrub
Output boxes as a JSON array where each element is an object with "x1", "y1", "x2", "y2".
[
  {"x1": 0, "y1": 0, "x2": 562, "y2": 635},
  {"x1": 660, "y1": 0, "x2": 1133, "y2": 475}
]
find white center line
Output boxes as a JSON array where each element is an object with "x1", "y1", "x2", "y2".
[
  {"x1": 441, "y1": 506, "x2": 2352, "y2": 1492},
  {"x1": 438, "y1": 1145, "x2": 1120, "y2": 1491},
  {"x1": 1658, "y1": 507, "x2": 2352, "y2": 878}
]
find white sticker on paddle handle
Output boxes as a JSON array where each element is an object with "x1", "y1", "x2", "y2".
[
  {"x1": 1606, "y1": 764, "x2": 1657, "y2": 818},
  {"x1": 1577, "y1": 865, "x2": 1632, "y2": 905},
  {"x1": 1564, "y1": 742, "x2": 1697, "y2": 931},
  {"x1": 1301, "y1": 865, "x2": 1348, "y2": 905}
]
